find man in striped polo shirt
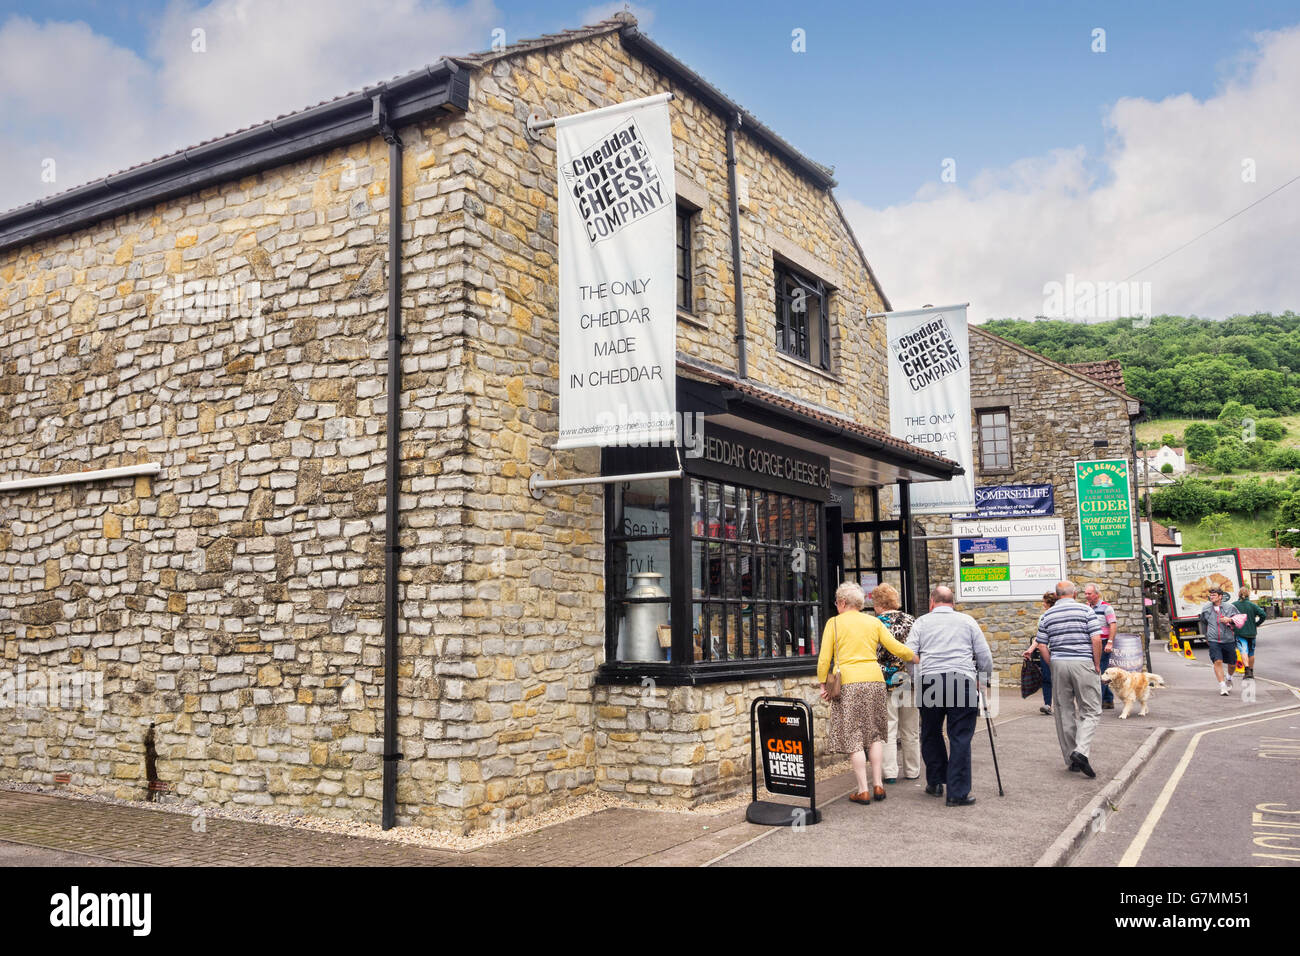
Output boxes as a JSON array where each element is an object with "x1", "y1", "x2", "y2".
[{"x1": 1035, "y1": 580, "x2": 1104, "y2": 778}]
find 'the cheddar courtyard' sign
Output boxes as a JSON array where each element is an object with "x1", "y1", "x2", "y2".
[{"x1": 556, "y1": 93, "x2": 677, "y2": 449}]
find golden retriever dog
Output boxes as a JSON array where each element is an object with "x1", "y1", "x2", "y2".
[{"x1": 1101, "y1": 667, "x2": 1166, "y2": 719}]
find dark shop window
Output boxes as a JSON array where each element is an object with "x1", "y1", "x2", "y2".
[
  {"x1": 676, "y1": 206, "x2": 694, "y2": 313},
  {"x1": 608, "y1": 478, "x2": 675, "y2": 663},
  {"x1": 688, "y1": 477, "x2": 823, "y2": 662},
  {"x1": 978, "y1": 408, "x2": 1013, "y2": 472},
  {"x1": 775, "y1": 260, "x2": 831, "y2": 370}
]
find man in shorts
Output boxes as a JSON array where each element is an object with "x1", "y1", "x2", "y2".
[{"x1": 1198, "y1": 587, "x2": 1240, "y2": 696}]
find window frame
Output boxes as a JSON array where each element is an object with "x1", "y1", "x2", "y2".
[
  {"x1": 774, "y1": 258, "x2": 832, "y2": 371},
  {"x1": 598, "y1": 446, "x2": 826, "y2": 686},
  {"x1": 976, "y1": 406, "x2": 1014, "y2": 474},
  {"x1": 675, "y1": 204, "x2": 695, "y2": 315}
]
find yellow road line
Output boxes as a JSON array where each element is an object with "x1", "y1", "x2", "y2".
[{"x1": 1118, "y1": 709, "x2": 1300, "y2": 867}]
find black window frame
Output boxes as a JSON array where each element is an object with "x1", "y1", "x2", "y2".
[
  {"x1": 774, "y1": 259, "x2": 831, "y2": 371},
  {"x1": 676, "y1": 204, "x2": 695, "y2": 314},
  {"x1": 598, "y1": 445, "x2": 827, "y2": 686},
  {"x1": 977, "y1": 406, "x2": 1013, "y2": 474}
]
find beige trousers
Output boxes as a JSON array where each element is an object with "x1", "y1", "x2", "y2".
[{"x1": 883, "y1": 676, "x2": 921, "y2": 779}]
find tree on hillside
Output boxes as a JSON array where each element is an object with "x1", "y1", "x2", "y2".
[
  {"x1": 1183, "y1": 422, "x2": 1218, "y2": 460},
  {"x1": 1277, "y1": 494, "x2": 1300, "y2": 547},
  {"x1": 1255, "y1": 419, "x2": 1287, "y2": 442},
  {"x1": 1160, "y1": 433, "x2": 1176, "y2": 446},
  {"x1": 1198, "y1": 512, "x2": 1233, "y2": 543},
  {"x1": 1231, "y1": 477, "x2": 1287, "y2": 515},
  {"x1": 1271, "y1": 447, "x2": 1300, "y2": 470},
  {"x1": 1152, "y1": 477, "x2": 1221, "y2": 522}
]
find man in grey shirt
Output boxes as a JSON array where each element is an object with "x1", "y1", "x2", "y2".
[
  {"x1": 1035, "y1": 580, "x2": 1103, "y2": 778},
  {"x1": 1197, "y1": 587, "x2": 1240, "y2": 696},
  {"x1": 907, "y1": 585, "x2": 993, "y2": 806}
]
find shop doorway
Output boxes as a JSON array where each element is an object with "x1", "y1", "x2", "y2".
[{"x1": 829, "y1": 512, "x2": 930, "y2": 617}]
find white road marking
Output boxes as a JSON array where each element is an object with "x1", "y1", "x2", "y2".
[{"x1": 1118, "y1": 709, "x2": 1300, "y2": 867}]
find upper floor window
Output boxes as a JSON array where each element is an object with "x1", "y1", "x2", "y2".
[
  {"x1": 977, "y1": 408, "x2": 1013, "y2": 473},
  {"x1": 775, "y1": 260, "x2": 830, "y2": 370},
  {"x1": 676, "y1": 206, "x2": 694, "y2": 313}
]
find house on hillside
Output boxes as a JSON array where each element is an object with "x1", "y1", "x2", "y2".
[
  {"x1": 1136, "y1": 445, "x2": 1186, "y2": 480},
  {"x1": 0, "y1": 15, "x2": 961, "y2": 834},
  {"x1": 1238, "y1": 548, "x2": 1300, "y2": 602}
]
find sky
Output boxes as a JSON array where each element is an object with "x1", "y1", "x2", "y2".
[{"x1": 2, "y1": 0, "x2": 1298, "y2": 321}]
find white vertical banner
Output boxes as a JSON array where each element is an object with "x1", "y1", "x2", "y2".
[
  {"x1": 885, "y1": 303, "x2": 975, "y2": 513},
  {"x1": 556, "y1": 93, "x2": 677, "y2": 449}
]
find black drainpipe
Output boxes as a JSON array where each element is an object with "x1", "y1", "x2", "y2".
[
  {"x1": 377, "y1": 96, "x2": 404, "y2": 830},
  {"x1": 726, "y1": 112, "x2": 748, "y2": 379}
]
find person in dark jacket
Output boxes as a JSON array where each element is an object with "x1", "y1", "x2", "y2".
[
  {"x1": 1235, "y1": 586, "x2": 1268, "y2": 679},
  {"x1": 1022, "y1": 591, "x2": 1057, "y2": 715}
]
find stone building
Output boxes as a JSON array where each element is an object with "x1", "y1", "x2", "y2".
[
  {"x1": 0, "y1": 16, "x2": 959, "y2": 833},
  {"x1": 924, "y1": 327, "x2": 1144, "y2": 675}
]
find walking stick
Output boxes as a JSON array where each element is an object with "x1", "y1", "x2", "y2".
[{"x1": 979, "y1": 685, "x2": 1005, "y2": 796}]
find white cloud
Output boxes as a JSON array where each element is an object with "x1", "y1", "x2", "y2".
[
  {"x1": 0, "y1": 0, "x2": 500, "y2": 214},
  {"x1": 843, "y1": 25, "x2": 1300, "y2": 322}
]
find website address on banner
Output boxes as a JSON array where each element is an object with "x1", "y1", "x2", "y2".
[{"x1": 1113, "y1": 916, "x2": 1250, "y2": 930}]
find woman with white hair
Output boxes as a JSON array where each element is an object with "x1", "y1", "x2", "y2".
[{"x1": 818, "y1": 581, "x2": 916, "y2": 803}]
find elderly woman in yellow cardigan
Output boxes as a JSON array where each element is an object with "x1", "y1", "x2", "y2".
[{"x1": 818, "y1": 581, "x2": 916, "y2": 803}]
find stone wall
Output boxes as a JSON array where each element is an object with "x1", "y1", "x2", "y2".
[
  {"x1": 447, "y1": 31, "x2": 895, "y2": 824},
  {"x1": 1, "y1": 25, "x2": 893, "y2": 834},
  {"x1": 592, "y1": 679, "x2": 832, "y2": 804},
  {"x1": 926, "y1": 329, "x2": 1144, "y2": 679}
]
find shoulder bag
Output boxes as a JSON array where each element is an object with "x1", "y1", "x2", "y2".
[{"x1": 824, "y1": 617, "x2": 842, "y2": 700}]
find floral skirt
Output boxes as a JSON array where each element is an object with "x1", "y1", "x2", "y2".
[{"x1": 827, "y1": 680, "x2": 889, "y2": 753}]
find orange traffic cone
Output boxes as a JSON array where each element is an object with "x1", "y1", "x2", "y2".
[
  {"x1": 1235, "y1": 651, "x2": 1245, "y2": 675},
  {"x1": 1183, "y1": 640, "x2": 1195, "y2": 660}
]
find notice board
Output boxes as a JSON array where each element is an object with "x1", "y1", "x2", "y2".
[{"x1": 952, "y1": 516, "x2": 1068, "y2": 602}]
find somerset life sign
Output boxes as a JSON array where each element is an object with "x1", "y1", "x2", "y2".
[
  {"x1": 1074, "y1": 458, "x2": 1136, "y2": 561},
  {"x1": 556, "y1": 93, "x2": 677, "y2": 449}
]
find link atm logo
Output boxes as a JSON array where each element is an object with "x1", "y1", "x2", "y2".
[{"x1": 49, "y1": 886, "x2": 151, "y2": 936}]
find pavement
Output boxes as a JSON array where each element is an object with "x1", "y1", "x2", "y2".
[{"x1": 2, "y1": 624, "x2": 1296, "y2": 867}]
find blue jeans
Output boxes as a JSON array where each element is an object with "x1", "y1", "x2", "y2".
[
  {"x1": 1099, "y1": 650, "x2": 1112, "y2": 703},
  {"x1": 919, "y1": 673, "x2": 978, "y2": 801},
  {"x1": 1038, "y1": 656, "x2": 1052, "y2": 706}
]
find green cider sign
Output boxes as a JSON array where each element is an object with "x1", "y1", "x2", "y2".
[{"x1": 1074, "y1": 458, "x2": 1135, "y2": 561}]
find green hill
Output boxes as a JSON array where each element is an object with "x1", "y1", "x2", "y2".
[{"x1": 981, "y1": 313, "x2": 1300, "y2": 418}]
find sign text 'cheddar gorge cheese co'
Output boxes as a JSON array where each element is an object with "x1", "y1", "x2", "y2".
[{"x1": 556, "y1": 94, "x2": 677, "y2": 450}]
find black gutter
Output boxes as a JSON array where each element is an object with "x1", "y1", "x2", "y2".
[
  {"x1": 378, "y1": 96, "x2": 404, "y2": 831},
  {"x1": 0, "y1": 61, "x2": 469, "y2": 254},
  {"x1": 725, "y1": 113, "x2": 748, "y2": 380},
  {"x1": 617, "y1": 24, "x2": 836, "y2": 190}
]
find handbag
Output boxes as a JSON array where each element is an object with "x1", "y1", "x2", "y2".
[
  {"x1": 824, "y1": 618, "x2": 842, "y2": 701},
  {"x1": 1020, "y1": 651, "x2": 1044, "y2": 699}
]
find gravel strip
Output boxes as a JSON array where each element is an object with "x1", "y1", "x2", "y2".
[{"x1": 2, "y1": 757, "x2": 855, "y2": 854}]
